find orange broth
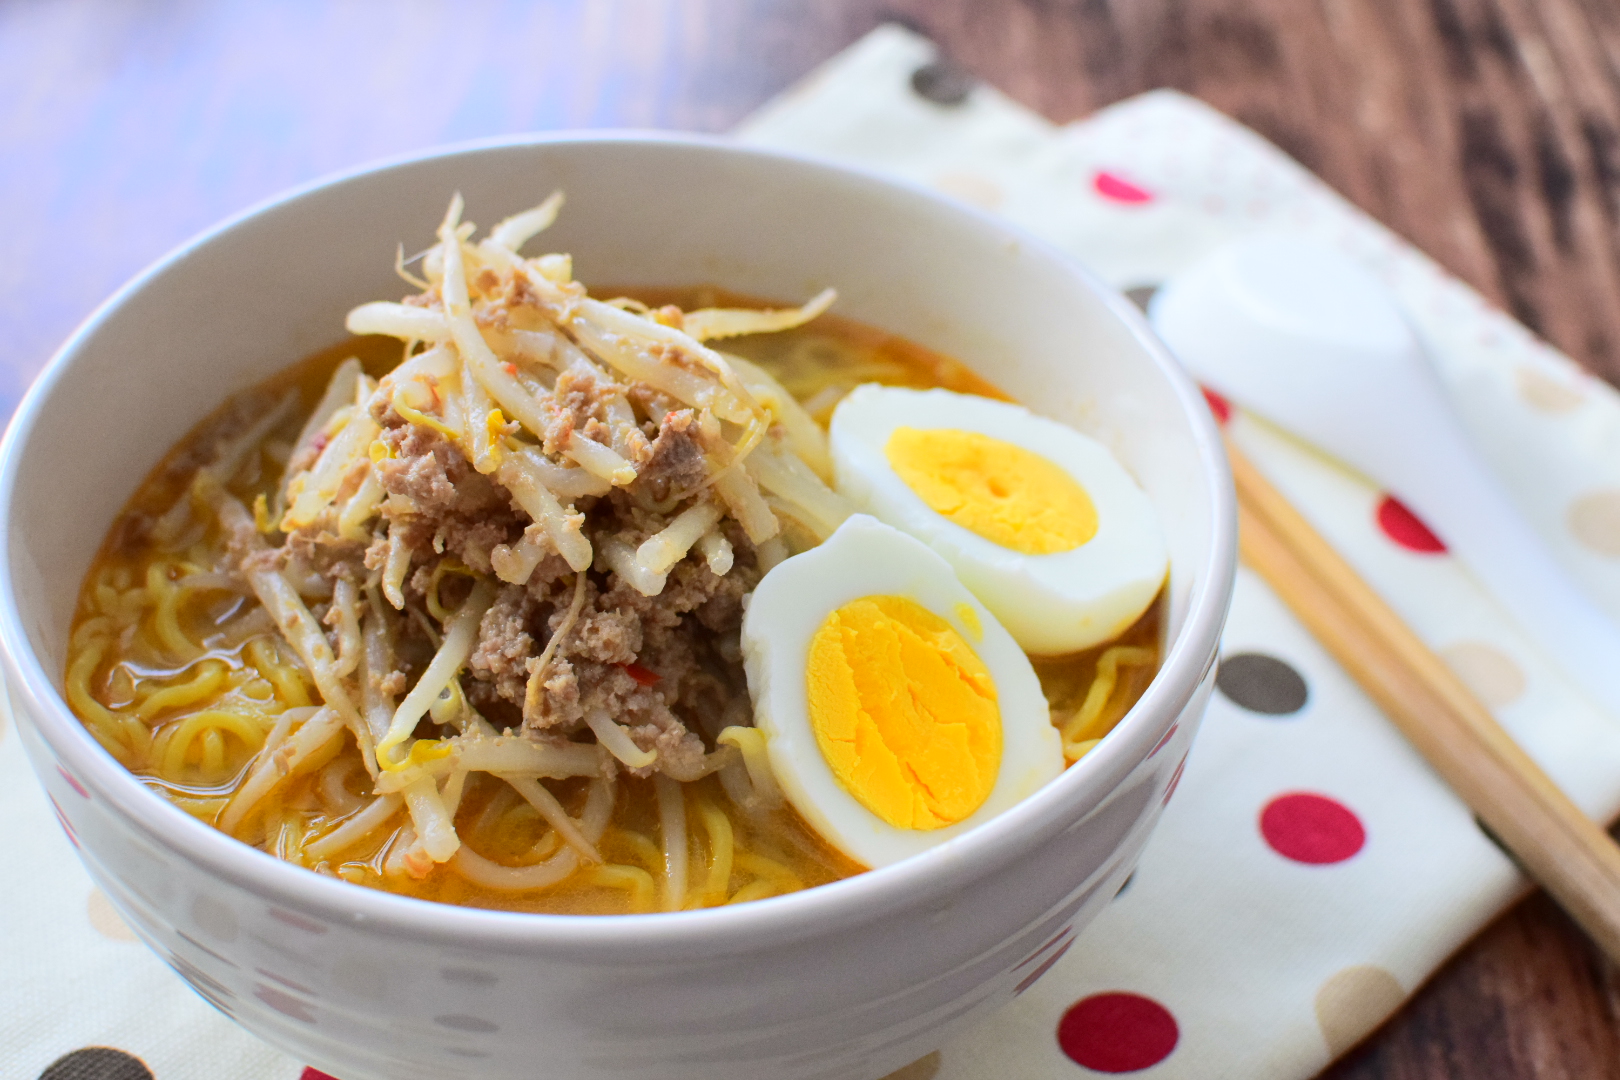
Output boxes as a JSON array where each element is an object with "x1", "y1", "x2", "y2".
[{"x1": 64, "y1": 290, "x2": 1161, "y2": 915}]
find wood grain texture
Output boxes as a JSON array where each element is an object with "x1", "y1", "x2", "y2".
[
  {"x1": 7, "y1": 1, "x2": 1620, "y2": 1077},
  {"x1": 883, "y1": 0, "x2": 1620, "y2": 383}
]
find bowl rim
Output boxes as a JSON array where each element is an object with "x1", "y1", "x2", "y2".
[{"x1": 0, "y1": 129, "x2": 1236, "y2": 960}]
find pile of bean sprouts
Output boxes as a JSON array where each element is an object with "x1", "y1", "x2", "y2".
[{"x1": 70, "y1": 193, "x2": 863, "y2": 910}]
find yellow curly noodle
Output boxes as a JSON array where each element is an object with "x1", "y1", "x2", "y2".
[
  {"x1": 65, "y1": 262, "x2": 1161, "y2": 915},
  {"x1": 1029, "y1": 598, "x2": 1165, "y2": 763},
  {"x1": 65, "y1": 335, "x2": 397, "y2": 822}
]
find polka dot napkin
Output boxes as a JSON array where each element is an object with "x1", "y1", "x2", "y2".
[
  {"x1": 736, "y1": 23, "x2": 1620, "y2": 1079},
  {"x1": 10, "y1": 23, "x2": 1620, "y2": 1080},
  {"x1": 0, "y1": 705, "x2": 311, "y2": 1078}
]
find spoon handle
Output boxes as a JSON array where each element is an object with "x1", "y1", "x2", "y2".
[{"x1": 1231, "y1": 441, "x2": 1620, "y2": 962}]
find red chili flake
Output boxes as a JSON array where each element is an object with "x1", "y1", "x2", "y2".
[
  {"x1": 621, "y1": 662, "x2": 661, "y2": 687},
  {"x1": 502, "y1": 362, "x2": 518, "y2": 377},
  {"x1": 310, "y1": 433, "x2": 329, "y2": 454}
]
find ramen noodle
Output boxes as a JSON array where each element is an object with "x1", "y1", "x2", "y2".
[{"x1": 64, "y1": 194, "x2": 1162, "y2": 915}]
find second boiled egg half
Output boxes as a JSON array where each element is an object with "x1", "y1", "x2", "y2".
[
  {"x1": 741, "y1": 514, "x2": 1063, "y2": 869},
  {"x1": 829, "y1": 386, "x2": 1167, "y2": 655}
]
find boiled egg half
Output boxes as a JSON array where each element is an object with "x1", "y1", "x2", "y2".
[
  {"x1": 741, "y1": 514, "x2": 1062, "y2": 869},
  {"x1": 830, "y1": 385, "x2": 1167, "y2": 655}
]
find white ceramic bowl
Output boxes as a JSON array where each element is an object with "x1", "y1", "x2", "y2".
[{"x1": 0, "y1": 134, "x2": 1235, "y2": 1080}]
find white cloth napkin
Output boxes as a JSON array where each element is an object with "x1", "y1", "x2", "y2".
[
  {"x1": 738, "y1": 24, "x2": 1620, "y2": 1079},
  {"x1": 10, "y1": 23, "x2": 1620, "y2": 1080}
]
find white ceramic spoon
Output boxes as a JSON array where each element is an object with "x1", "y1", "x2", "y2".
[{"x1": 1148, "y1": 234, "x2": 1620, "y2": 718}]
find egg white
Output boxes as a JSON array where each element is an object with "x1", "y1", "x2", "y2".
[
  {"x1": 741, "y1": 514, "x2": 1062, "y2": 869},
  {"x1": 829, "y1": 385, "x2": 1168, "y2": 655}
]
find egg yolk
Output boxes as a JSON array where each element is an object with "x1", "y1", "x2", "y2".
[
  {"x1": 884, "y1": 427, "x2": 1098, "y2": 554},
  {"x1": 805, "y1": 595, "x2": 1001, "y2": 830}
]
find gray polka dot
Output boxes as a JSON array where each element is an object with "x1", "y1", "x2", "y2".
[
  {"x1": 40, "y1": 1047, "x2": 153, "y2": 1080},
  {"x1": 435, "y1": 1014, "x2": 499, "y2": 1033},
  {"x1": 910, "y1": 60, "x2": 975, "y2": 106},
  {"x1": 1125, "y1": 285, "x2": 1160, "y2": 312},
  {"x1": 1217, "y1": 653, "x2": 1308, "y2": 715}
]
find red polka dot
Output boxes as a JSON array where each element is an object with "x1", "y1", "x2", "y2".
[
  {"x1": 1200, "y1": 386, "x2": 1232, "y2": 425},
  {"x1": 1260, "y1": 792, "x2": 1365, "y2": 864},
  {"x1": 1058, "y1": 992, "x2": 1179, "y2": 1072},
  {"x1": 1376, "y1": 496, "x2": 1446, "y2": 553},
  {"x1": 1094, "y1": 171, "x2": 1154, "y2": 204}
]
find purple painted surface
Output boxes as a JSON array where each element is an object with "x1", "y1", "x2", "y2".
[{"x1": 0, "y1": 0, "x2": 823, "y2": 419}]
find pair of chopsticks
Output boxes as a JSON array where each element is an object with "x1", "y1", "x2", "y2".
[{"x1": 1228, "y1": 439, "x2": 1620, "y2": 962}]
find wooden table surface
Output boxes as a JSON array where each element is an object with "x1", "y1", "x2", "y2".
[{"x1": 7, "y1": 1, "x2": 1620, "y2": 1076}]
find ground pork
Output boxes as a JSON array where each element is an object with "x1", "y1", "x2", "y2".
[
  {"x1": 207, "y1": 253, "x2": 814, "y2": 797},
  {"x1": 278, "y1": 396, "x2": 765, "y2": 780},
  {"x1": 368, "y1": 425, "x2": 526, "y2": 574},
  {"x1": 575, "y1": 606, "x2": 641, "y2": 665},
  {"x1": 637, "y1": 409, "x2": 706, "y2": 502},
  {"x1": 467, "y1": 585, "x2": 538, "y2": 702},
  {"x1": 542, "y1": 370, "x2": 610, "y2": 454},
  {"x1": 375, "y1": 425, "x2": 505, "y2": 518},
  {"x1": 489, "y1": 547, "x2": 756, "y2": 777}
]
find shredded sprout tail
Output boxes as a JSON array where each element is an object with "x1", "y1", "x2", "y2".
[{"x1": 682, "y1": 287, "x2": 836, "y2": 342}]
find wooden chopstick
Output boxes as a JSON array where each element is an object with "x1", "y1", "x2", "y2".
[{"x1": 1227, "y1": 439, "x2": 1620, "y2": 962}]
